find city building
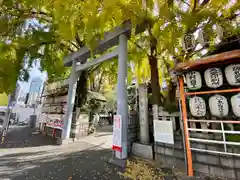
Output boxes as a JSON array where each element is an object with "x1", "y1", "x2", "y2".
[
  {"x1": 14, "y1": 83, "x2": 21, "y2": 102},
  {"x1": 27, "y1": 77, "x2": 43, "y2": 106},
  {"x1": 29, "y1": 77, "x2": 43, "y2": 94}
]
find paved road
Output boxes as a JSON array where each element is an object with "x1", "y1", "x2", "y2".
[{"x1": 0, "y1": 126, "x2": 124, "y2": 180}]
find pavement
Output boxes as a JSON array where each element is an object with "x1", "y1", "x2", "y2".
[
  {"x1": 0, "y1": 125, "x2": 227, "y2": 180},
  {"x1": 0, "y1": 125, "x2": 125, "y2": 180}
]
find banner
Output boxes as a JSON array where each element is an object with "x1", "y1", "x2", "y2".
[{"x1": 112, "y1": 115, "x2": 122, "y2": 152}]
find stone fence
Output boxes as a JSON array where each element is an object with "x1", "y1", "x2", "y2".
[
  {"x1": 154, "y1": 108, "x2": 240, "y2": 179},
  {"x1": 155, "y1": 133, "x2": 240, "y2": 179}
]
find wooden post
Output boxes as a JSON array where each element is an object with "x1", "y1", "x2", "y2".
[{"x1": 179, "y1": 76, "x2": 193, "y2": 176}]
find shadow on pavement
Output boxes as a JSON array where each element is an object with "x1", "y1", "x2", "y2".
[
  {"x1": 0, "y1": 126, "x2": 57, "y2": 149},
  {"x1": 0, "y1": 144, "x2": 126, "y2": 180},
  {"x1": 94, "y1": 133, "x2": 113, "y2": 137},
  {"x1": 96, "y1": 125, "x2": 113, "y2": 133}
]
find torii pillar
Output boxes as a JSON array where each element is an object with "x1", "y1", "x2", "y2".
[{"x1": 115, "y1": 33, "x2": 129, "y2": 159}]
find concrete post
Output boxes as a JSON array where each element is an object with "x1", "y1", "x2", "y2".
[
  {"x1": 115, "y1": 33, "x2": 128, "y2": 159},
  {"x1": 153, "y1": 104, "x2": 159, "y2": 121},
  {"x1": 139, "y1": 83, "x2": 149, "y2": 144},
  {"x1": 62, "y1": 59, "x2": 79, "y2": 140}
]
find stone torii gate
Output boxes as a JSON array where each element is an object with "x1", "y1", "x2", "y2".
[
  {"x1": 62, "y1": 22, "x2": 149, "y2": 160},
  {"x1": 63, "y1": 23, "x2": 130, "y2": 159}
]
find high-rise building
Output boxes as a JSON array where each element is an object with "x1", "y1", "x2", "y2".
[
  {"x1": 29, "y1": 77, "x2": 43, "y2": 94},
  {"x1": 14, "y1": 83, "x2": 21, "y2": 101},
  {"x1": 28, "y1": 77, "x2": 43, "y2": 106}
]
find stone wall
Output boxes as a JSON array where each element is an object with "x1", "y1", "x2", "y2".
[
  {"x1": 71, "y1": 110, "x2": 89, "y2": 138},
  {"x1": 128, "y1": 111, "x2": 140, "y2": 154},
  {"x1": 155, "y1": 133, "x2": 240, "y2": 179}
]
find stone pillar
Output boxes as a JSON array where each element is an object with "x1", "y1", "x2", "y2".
[
  {"x1": 138, "y1": 83, "x2": 149, "y2": 144},
  {"x1": 115, "y1": 33, "x2": 128, "y2": 159},
  {"x1": 62, "y1": 59, "x2": 79, "y2": 140},
  {"x1": 153, "y1": 104, "x2": 159, "y2": 121},
  {"x1": 71, "y1": 108, "x2": 89, "y2": 138}
]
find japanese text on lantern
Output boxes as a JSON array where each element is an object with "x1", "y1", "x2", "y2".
[
  {"x1": 216, "y1": 96, "x2": 224, "y2": 115},
  {"x1": 210, "y1": 68, "x2": 221, "y2": 86},
  {"x1": 183, "y1": 34, "x2": 194, "y2": 50},
  {"x1": 194, "y1": 97, "x2": 205, "y2": 116},
  {"x1": 189, "y1": 72, "x2": 197, "y2": 88},
  {"x1": 233, "y1": 66, "x2": 240, "y2": 84}
]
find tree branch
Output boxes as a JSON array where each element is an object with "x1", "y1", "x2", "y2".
[
  {"x1": 88, "y1": 63, "x2": 102, "y2": 73},
  {"x1": 75, "y1": 32, "x2": 85, "y2": 48},
  {"x1": 180, "y1": 0, "x2": 190, "y2": 7},
  {"x1": 192, "y1": 0, "x2": 197, "y2": 12},
  {"x1": 129, "y1": 39, "x2": 150, "y2": 56},
  {"x1": 68, "y1": 40, "x2": 79, "y2": 49},
  {"x1": 96, "y1": 71, "x2": 105, "y2": 92},
  {"x1": 60, "y1": 43, "x2": 75, "y2": 52},
  {"x1": 200, "y1": 0, "x2": 210, "y2": 7}
]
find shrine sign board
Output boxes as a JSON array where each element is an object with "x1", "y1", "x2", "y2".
[
  {"x1": 153, "y1": 120, "x2": 174, "y2": 145},
  {"x1": 112, "y1": 115, "x2": 123, "y2": 152}
]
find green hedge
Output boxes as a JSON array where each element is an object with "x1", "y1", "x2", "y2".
[{"x1": 0, "y1": 94, "x2": 8, "y2": 106}]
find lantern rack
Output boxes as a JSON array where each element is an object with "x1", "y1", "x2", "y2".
[
  {"x1": 185, "y1": 87, "x2": 240, "y2": 96},
  {"x1": 175, "y1": 49, "x2": 240, "y2": 176}
]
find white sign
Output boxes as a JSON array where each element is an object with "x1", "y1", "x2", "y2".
[
  {"x1": 153, "y1": 120, "x2": 174, "y2": 145},
  {"x1": 112, "y1": 115, "x2": 122, "y2": 152}
]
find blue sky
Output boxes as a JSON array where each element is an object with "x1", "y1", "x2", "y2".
[{"x1": 18, "y1": 20, "x2": 48, "y2": 93}]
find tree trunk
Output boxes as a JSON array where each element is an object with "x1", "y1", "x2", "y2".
[
  {"x1": 75, "y1": 71, "x2": 88, "y2": 108},
  {"x1": 149, "y1": 55, "x2": 161, "y2": 106}
]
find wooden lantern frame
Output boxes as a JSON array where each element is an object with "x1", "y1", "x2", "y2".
[{"x1": 175, "y1": 49, "x2": 240, "y2": 176}]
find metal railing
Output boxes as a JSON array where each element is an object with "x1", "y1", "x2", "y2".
[{"x1": 188, "y1": 119, "x2": 240, "y2": 157}]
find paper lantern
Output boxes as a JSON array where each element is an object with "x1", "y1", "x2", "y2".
[
  {"x1": 189, "y1": 96, "x2": 206, "y2": 117},
  {"x1": 216, "y1": 25, "x2": 224, "y2": 40},
  {"x1": 186, "y1": 71, "x2": 202, "y2": 90},
  {"x1": 231, "y1": 93, "x2": 240, "y2": 117},
  {"x1": 182, "y1": 33, "x2": 196, "y2": 51},
  {"x1": 209, "y1": 95, "x2": 228, "y2": 117},
  {"x1": 204, "y1": 68, "x2": 223, "y2": 88},
  {"x1": 225, "y1": 64, "x2": 240, "y2": 86},
  {"x1": 198, "y1": 30, "x2": 210, "y2": 47}
]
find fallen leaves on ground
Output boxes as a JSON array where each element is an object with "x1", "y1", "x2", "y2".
[{"x1": 119, "y1": 157, "x2": 165, "y2": 180}]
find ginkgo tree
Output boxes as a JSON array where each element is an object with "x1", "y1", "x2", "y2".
[{"x1": 0, "y1": 0, "x2": 239, "y2": 108}]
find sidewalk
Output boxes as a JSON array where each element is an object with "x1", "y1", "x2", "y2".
[
  {"x1": 0, "y1": 125, "x2": 125, "y2": 180},
  {"x1": 0, "y1": 125, "x2": 227, "y2": 180}
]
